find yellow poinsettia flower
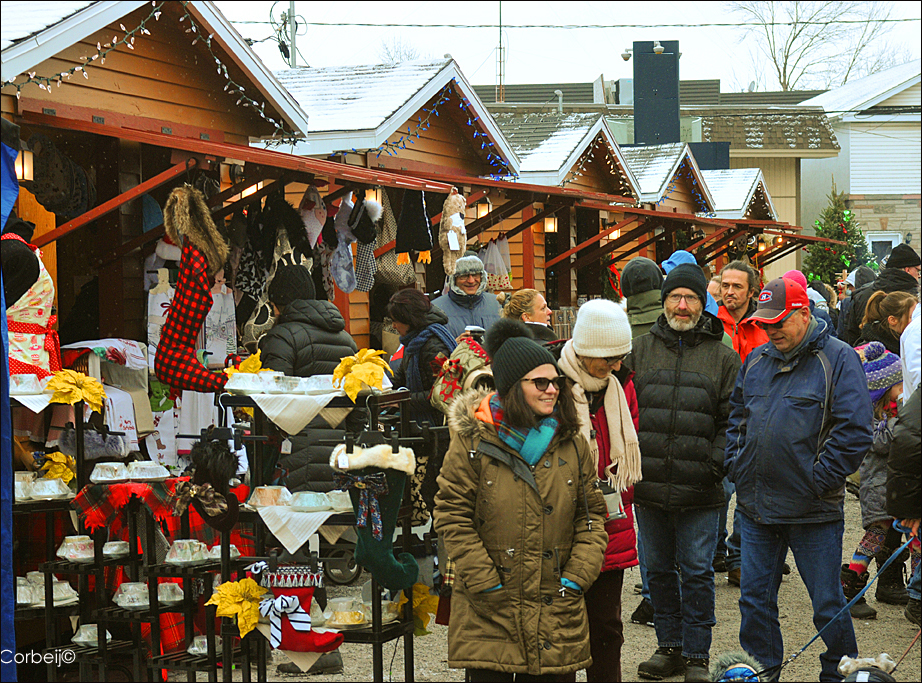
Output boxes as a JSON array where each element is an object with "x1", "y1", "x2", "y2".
[
  {"x1": 333, "y1": 349, "x2": 394, "y2": 402},
  {"x1": 40, "y1": 451, "x2": 77, "y2": 485},
  {"x1": 225, "y1": 350, "x2": 275, "y2": 377},
  {"x1": 397, "y1": 582, "x2": 441, "y2": 636},
  {"x1": 45, "y1": 370, "x2": 106, "y2": 413},
  {"x1": 205, "y1": 578, "x2": 267, "y2": 638}
]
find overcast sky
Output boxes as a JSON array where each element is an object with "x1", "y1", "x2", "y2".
[{"x1": 216, "y1": 1, "x2": 921, "y2": 92}]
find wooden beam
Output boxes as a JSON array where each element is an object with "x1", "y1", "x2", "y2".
[
  {"x1": 611, "y1": 223, "x2": 683, "y2": 265},
  {"x1": 503, "y1": 204, "x2": 563, "y2": 241},
  {"x1": 687, "y1": 225, "x2": 733, "y2": 252},
  {"x1": 33, "y1": 158, "x2": 196, "y2": 247},
  {"x1": 758, "y1": 243, "x2": 804, "y2": 267},
  {"x1": 701, "y1": 228, "x2": 749, "y2": 258},
  {"x1": 464, "y1": 199, "x2": 532, "y2": 241},
  {"x1": 549, "y1": 219, "x2": 648, "y2": 274},
  {"x1": 211, "y1": 177, "x2": 289, "y2": 222},
  {"x1": 546, "y1": 216, "x2": 637, "y2": 269},
  {"x1": 522, "y1": 205, "x2": 535, "y2": 289},
  {"x1": 761, "y1": 229, "x2": 845, "y2": 246}
]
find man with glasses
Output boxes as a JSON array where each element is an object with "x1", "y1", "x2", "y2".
[
  {"x1": 433, "y1": 255, "x2": 502, "y2": 341},
  {"x1": 725, "y1": 278, "x2": 872, "y2": 682},
  {"x1": 628, "y1": 264, "x2": 741, "y2": 682}
]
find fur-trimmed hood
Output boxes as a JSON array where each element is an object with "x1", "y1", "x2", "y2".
[
  {"x1": 164, "y1": 185, "x2": 229, "y2": 275},
  {"x1": 448, "y1": 387, "x2": 579, "y2": 444}
]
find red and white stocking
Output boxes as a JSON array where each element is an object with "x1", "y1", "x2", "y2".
[{"x1": 258, "y1": 566, "x2": 343, "y2": 653}]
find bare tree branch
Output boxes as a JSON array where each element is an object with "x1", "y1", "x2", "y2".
[
  {"x1": 727, "y1": 0, "x2": 895, "y2": 91},
  {"x1": 377, "y1": 35, "x2": 425, "y2": 64}
]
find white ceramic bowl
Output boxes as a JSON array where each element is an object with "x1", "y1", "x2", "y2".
[
  {"x1": 103, "y1": 541, "x2": 130, "y2": 557},
  {"x1": 264, "y1": 374, "x2": 301, "y2": 394},
  {"x1": 51, "y1": 580, "x2": 78, "y2": 603},
  {"x1": 225, "y1": 373, "x2": 264, "y2": 395},
  {"x1": 9, "y1": 374, "x2": 42, "y2": 395},
  {"x1": 30, "y1": 477, "x2": 71, "y2": 499},
  {"x1": 328, "y1": 490, "x2": 352, "y2": 512},
  {"x1": 72, "y1": 625, "x2": 112, "y2": 645},
  {"x1": 247, "y1": 486, "x2": 292, "y2": 508},
  {"x1": 16, "y1": 578, "x2": 38, "y2": 606},
  {"x1": 290, "y1": 491, "x2": 332, "y2": 512},
  {"x1": 14, "y1": 480, "x2": 32, "y2": 501},
  {"x1": 57, "y1": 535, "x2": 94, "y2": 563},
  {"x1": 113, "y1": 582, "x2": 150, "y2": 610},
  {"x1": 362, "y1": 600, "x2": 400, "y2": 623},
  {"x1": 206, "y1": 544, "x2": 241, "y2": 560},
  {"x1": 15, "y1": 471, "x2": 35, "y2": 484},
  {"x1": 165, "y1": 539, "x2": 209, "y2": 566},
  {"x1": 158, "y1": 582, "x2": 184, "y2": 605},
  {"x1": 127, "y1": 461, "x2": 170, "y2": 481},
  {"x1": 90, "y1": 462, "x2": 129, "y2": 483}
]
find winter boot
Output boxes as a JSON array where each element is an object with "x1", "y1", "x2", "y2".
[
  {"x1": 841, "y1": 564, "x2": 877, "y2": 620},
  {"x1": 875, "y1": 548, "x2": 909, "y2": 605},
  {"x1": 630, "y1": 597, "x2": 655, "y2": 627},
  {"x1": 905, "y1": 597, "x2": 921, "y2": 627},
  {"x1": 684, "y1": 657, "x2": 710, "y2": 682},
  {"x1": 638, "y1": 647, "x2": 684, "y2": 680}
]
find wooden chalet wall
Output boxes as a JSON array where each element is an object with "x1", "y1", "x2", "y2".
[{"x1": 2, "y1": 3, "x2": 285, "y2": 341}]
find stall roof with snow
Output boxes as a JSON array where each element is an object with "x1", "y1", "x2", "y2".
[
  {"x1": 491, "y1": 111, "x2": 638, "y2": 198},
  {"x1": 700, "y1": 168, "x2": 776, "y2": 220},
  {"x1": 620, "y1": 142, "x2": 715, "y2": 212},
  {"x1": 273, "y1": 58, "x2": 519, "y2": 177}
]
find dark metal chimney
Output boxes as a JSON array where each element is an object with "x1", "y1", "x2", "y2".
[{"x1": 633, "y1": 40, "x2": 680, "y2": 145}]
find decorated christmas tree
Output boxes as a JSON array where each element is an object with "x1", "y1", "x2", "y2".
[{"x1": 803, "y1": 184, "x2": 871, "y2": 284}]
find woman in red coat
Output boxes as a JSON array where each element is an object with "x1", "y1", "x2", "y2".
[{"x1": 557, "y1": 299, "x2": 642, "y2": 682}]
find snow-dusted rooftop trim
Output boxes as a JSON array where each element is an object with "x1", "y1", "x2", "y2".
[
  {"x1": 701, "y1": 168, "x2": 776, "y2": 220},
  {"x1": 493, "y1": 112, "x2": 602, "y2": 172},
  {"x1": 801, "y1": 59, "x2": 921, "y2": 119},
  {"x1": 274, "y1": 58, "x2": 519, "y2": 172},
  {"x1": 1, "y1": 1, "x2": 310, "y2": 135},
  {"x1": 619, "y1": 142, "x2": 714, "y2": 211}
]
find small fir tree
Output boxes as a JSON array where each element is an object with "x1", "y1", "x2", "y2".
[{"x1": 803, "y1": 184, "x2": 871, "y2": 284}]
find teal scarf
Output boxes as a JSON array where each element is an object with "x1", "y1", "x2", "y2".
[{"x1": 488, "y1": 394, "x2": 558, "y2": 466}]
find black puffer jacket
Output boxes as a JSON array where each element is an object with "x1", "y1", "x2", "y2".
[
  {"x1": 845, "y1": 268, "x2": 919, "y2": 345},
  {"x1": 258, "y1": 298, "x2": 359, "y2": 492},
  {"x1": 258, "y1": 299, "x2": 357, "y2": 376},
  {"x1": 627, "y1": 312, "x2": 742, "y2": 510},
  {"x1": 887, "y1": 386, "x2": 921, "y2": 521}
]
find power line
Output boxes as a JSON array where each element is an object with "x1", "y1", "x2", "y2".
[{"x1": 229, "y1": 18, "x2": 921, "y2": 29}]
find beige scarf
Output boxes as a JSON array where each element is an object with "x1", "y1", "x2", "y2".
[{"x1": 559, "y1": 340, "x2": 642, "y2": 492}]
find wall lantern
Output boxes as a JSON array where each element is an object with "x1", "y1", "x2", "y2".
[
  {"x1": 545, "y1": 215, "x2": 558, "y2": 233},
  {"x1": 15, "y1": 146, "x2": 33, "y2": 182},
  {"x1": 476, "y1": 198, "x2": 492, "y2": 220},
  {"x1": 365, "y1": 187, "x2": 382, "y2": 204}
]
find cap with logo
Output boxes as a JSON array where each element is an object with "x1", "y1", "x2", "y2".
[{"x1": 747, "y1": 277, "x2": 810, "y2": 324}]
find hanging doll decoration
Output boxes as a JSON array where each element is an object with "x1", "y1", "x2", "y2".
[
  {"x1": 347, "y1": 190, "x2": 382, "y2": 293},
  {"x1": 395, "y1": 190, "x2": 432, "y2": 265},
  {"x1": 154, "y1": 185, "x2": 229, "y2": 396},
  {"x1": 438, "y1": 187, "x2": 467, "y2": 276},
  {"x1": 298, "y1": 185, "x2": 326, "y2": 249}
]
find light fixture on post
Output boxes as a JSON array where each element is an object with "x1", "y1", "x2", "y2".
[
  {"x1": 545, "y1": 214, "x2": 558, "y2": 233},
  {"x1": 15, "y1": 142, "x2": 33, "y2": 182},
  {"x1": 758, "y1": 236, "x2": 767, "y2": 252}
]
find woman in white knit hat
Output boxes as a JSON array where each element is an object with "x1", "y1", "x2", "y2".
[{"x1": 557, "y1": 299, "x2": 642, "y2": 682}]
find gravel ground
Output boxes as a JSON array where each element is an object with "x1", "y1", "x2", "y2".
[{"x1": 204, "y1": 492, "x2": 920, "y2": 682}]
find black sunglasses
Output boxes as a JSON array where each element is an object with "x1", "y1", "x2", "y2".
[
  {"x1": 757, "y1": 309, "x2": 798, "y2": 330},
  {"x1": 602, "y1": 354, "x2": 628, "y2": 364},
  {"x1": 522, "y1": 376, "x2": 565, "y2": 392}
]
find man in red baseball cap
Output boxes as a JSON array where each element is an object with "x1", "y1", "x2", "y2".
[
  {"x1": 746, "y1": 277, "x2": 811, "y2": 354},
  {"x1": 725, "y1": 276, "x2": 872, "y2": 680}
]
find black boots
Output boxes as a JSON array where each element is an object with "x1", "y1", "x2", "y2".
[
  {"x1": 841, "y1": 564, "x2": 877, "y2": 620},
  {"x1": 875, "y1": 548, "x2": 909, "y2": 605},
  {"x1": 638, "y1": 647, "x2": 685, "y2": 680}
]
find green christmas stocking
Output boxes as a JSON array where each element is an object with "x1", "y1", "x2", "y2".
[{"x1": 337, "y1": 467, "x2": 418, "y2": 593}]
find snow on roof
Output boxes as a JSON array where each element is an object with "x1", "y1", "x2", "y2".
[
  {"x1": 492, "y1": 112, "x2": 601, "y2": 173},
  {"x1": 620, "y1": 143, "x2": 687, "y2": 198},
  {"x1": 0, "y1": 1, "x2": 96, "y2": 51},
  {"x1": 701, "y1": 168, "x2": 775, "y2": 219},
  {"x1": 801, "y1": 59, "x2": 921, "y2": 117},
  {"x1": 274, "y1": 59, "x2": 453, "y2": 133}
]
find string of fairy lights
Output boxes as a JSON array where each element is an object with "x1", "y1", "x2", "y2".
[
  {"x1": 337, "y1": 77, "x2": 516, "y2": 180},
  {"x1": 561, "y1": 137, "x2": 633, "y2": 199},
  {"x1": 2, "y1": 0, "x2": 297, "y2": 142},
  {"x1": 656, "y1": 157, "x2": 716, "y2": 217}
]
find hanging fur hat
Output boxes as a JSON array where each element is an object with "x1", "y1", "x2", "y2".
[
  {"x1": 348, "y1": 191, "x2": 383, "y2": 245},
  {"x1": 164, "y1": 184, "x2": 229, "y2": 275},
  {"x1": 187, "y1": 437, "x2": 240, "y2": 532}
]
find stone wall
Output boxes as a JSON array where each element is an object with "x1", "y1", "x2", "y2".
[{"x1": 846, "y1": 193, "x2": 921, "y2": 249}]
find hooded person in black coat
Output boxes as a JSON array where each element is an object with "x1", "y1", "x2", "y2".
[
  {"x1": 845, "y1": 244, "x2": 921, "y2": 345},
  {"x1": 258, "y1": 264, "x2": 362, "y2": 492}
]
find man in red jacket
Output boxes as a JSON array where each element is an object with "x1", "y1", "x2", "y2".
[{"x1": 715, "y1": 261, "x2": 768, "y2": 586}]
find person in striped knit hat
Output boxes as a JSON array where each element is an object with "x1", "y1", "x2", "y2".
[{"x1": 841, "y1": 341, "x2": 917, "y2": 619}]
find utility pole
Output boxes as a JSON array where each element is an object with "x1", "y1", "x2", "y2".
[
  {"x1": 495, "y1": 1, "x2": 504, "y2": 103},
  {"x1": 289, "y1": 1, "x2": 297, "y2": 67}
]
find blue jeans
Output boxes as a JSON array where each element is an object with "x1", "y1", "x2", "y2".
[
  {"x1": 737, "y1": 513, "x2": 857, "y2": 682},
  {"x1": 637, "y1": 528, "x2": 651, "y2": 602},
  {"x1": 718, "y1": 478, "x2": 742, "y2": 572},
  {"x1": 635, "y1": 505, "x2": 719, "y2": 659},
  {"x1": 909, "y1": 560, "x2": 921, "y2": 601}
]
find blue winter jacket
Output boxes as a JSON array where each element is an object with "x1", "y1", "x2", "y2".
[
  {"x1": 432, "y1": 289, "x2": 502, "y2": 339},
  {"x1": 724, "y1": 318, "x2": 872, "y2": 525}
]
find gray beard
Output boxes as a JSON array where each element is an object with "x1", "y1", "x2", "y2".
[{"x1": 665, "y1": 310, "x2": 701, "y2": 332}]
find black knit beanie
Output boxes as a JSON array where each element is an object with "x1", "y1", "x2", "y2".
[
  {"x1": 886, "y1": 243, "x2": 920, "y2": 269},
  {"x1": 269, "y1": 264, "x2": 315, "y2": 308},
  {"x1": 621, "y1": 257, "x2": 663, "y2": 298},
  {"x1": 661, "y1": 262, "x2": 707, "y2": 305},
  {"x1": 485, "y1": 319, "x2": 559, "y2": 397}
]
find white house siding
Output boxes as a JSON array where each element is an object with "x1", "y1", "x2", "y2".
[
  {"x1": 850, "y1": 122, "x2": 921, "y2": 195},
  {"x1": 880, "y1": 82, "x2": 921, "y2": 107}
]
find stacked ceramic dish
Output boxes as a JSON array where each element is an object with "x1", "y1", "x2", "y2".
[
  {"x1": 30, "y1": 477, "x2": 72, "y2": 500},
  {"x1": 103, "y1": 541, "x2": 130, "y2": 559},
  {"x1": 225, "y1": 372, "x2": 264, "y2": 395},
  {"x1": 165, "y1": 539, "x2": 209, "y2": 566},
  {"x1": 263, "y1": 373, "x2": 300, "y2": 394},
  {"x1": 158, "y1": 582, "x2": 184, "y2": 606},
  {"x1": 57, "y1": 535, "x2": 95, "y2": 564},
  {"x1": 247, "y1": 485, "x2": 292, "y2": 508},
  {"x1": 127, "y1": 461, "x2": 170, "y2": 482},
  {"x1": 187, "y1": 635, "x2": 222, "y2": 656},
  {"x1": 113, "y1": 582, "x2": 150, "y2": 610},
  {"x1": 32, "y1": 579, "x2": 80, "y2": 608},
  {"x1": 14, "y1": 472, "x2": 34, "y2": 502},
  {"x1": 326, "y1": 597, "x2": 367, "y2": 629},
  {"x1": 16, "y1": 577, "x2": 39, "y2": 606},
  {"x1": 90, "y1": 462, "x2": 129, "y2": 484},
  {"x1": 9, "y1": 374, "x2": 43, "y2": 395},
  {"x1": 362, "y1": 600, "x2": 400, "y2": 624},
  {"x1": 206, "y1": 543, "x2": 241, "y2": 560},
  {"x1": 72, "y1": 625, "x2": 112, "y2": 646}
]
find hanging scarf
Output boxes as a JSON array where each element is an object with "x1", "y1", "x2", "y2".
[
  {"x1": 401, "y1": 322, "x2": 456, "y2": 427},
  {"x1": 171, "y1": 481, "x2": 228, "y2": 517},
  {"x1": 558, "y1": 340, "x2": 641, "y2": 492},
  {"x1": 488, "y1": 394, "x2": 558, "y2": 467}
]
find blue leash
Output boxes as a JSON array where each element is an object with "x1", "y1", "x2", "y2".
[{"x1": 750, "y1": 521, "x2": 916, "y2": 681}]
